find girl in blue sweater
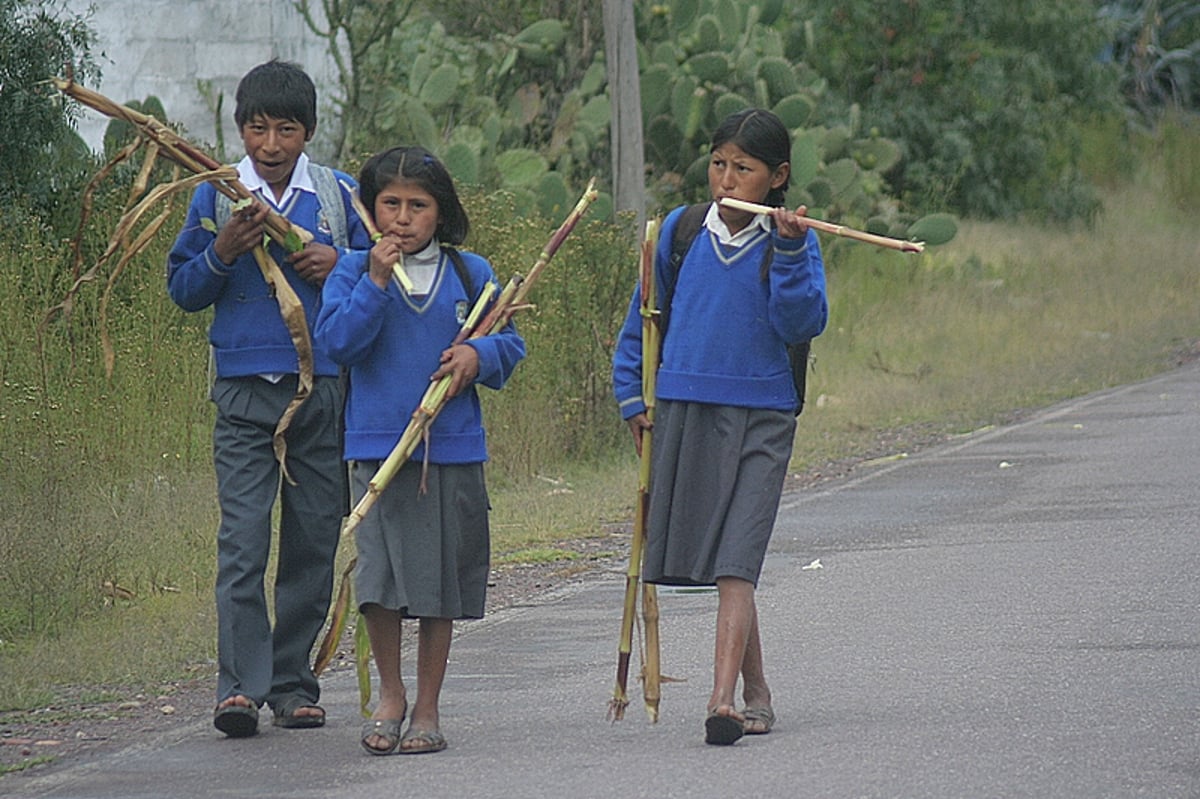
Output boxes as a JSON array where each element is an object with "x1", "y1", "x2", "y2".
[
  {"x1": 612, "y1": 109, "x2": 828, "y2": 745},
  {"x1": 315, "y1": 146, "x2": 525, "y2": 755}
]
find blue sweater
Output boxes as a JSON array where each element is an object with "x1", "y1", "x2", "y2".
[
  {"x1": 314, "y1": 248, "x2": 526, "y2": 464},
  {"x1": 166, "y1": 174, "x2": 371, "y2": 378},
  {"x1": 612, "y1": 204, "x2": 828, "y2": 419}
]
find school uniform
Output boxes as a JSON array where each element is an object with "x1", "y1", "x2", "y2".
[
  {"x1": 612, "y1": 202, "x2": 828, "y2": 586},
  {"x1": 314, "y1": 240, "x2": 525, "y2": 619},
  {"x1": 167, "y1": 153, "x2": 371, "y2": 711}
]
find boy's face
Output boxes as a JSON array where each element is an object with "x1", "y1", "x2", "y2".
[{"x1": 240, "y1": 114, "x2": 311, "y2": 197}]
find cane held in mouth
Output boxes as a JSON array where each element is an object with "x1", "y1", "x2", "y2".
[{"x1": 718, "y1": 197, "x2": 925, "y2": 253}]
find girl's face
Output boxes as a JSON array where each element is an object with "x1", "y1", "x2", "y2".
[
  {"x1": 708, "y1": 142, "x2": 789, "y2": 233},
  {"x1": 373, "y1": 178, "x2": 440, "y2": 254}
]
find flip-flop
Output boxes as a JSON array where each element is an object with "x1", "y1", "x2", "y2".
[
  {"x1": 361, "y1": 718, "x2": 404, "y2": 755},
  {"x1": 742, "y1": 706, "x2": 776, "y2": 735},
  {"x1": 213, "y1": 698, "x2": 259, "y2": 738},
  {"x1": 704, "y1": 708, "x2": 745, "y2": 745},
  {"x1": 271, "y1": 695, "x2": 326, "y2": 729},
  {"x1": 399, "y1": 728, "x2": 447, "y2": 754}
]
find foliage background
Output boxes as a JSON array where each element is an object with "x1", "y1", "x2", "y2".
[{"x1": 0, "y1": 0, "x2": 1198, "y2": 704}]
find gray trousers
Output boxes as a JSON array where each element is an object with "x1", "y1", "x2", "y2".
[{"x1": 211, "y1": 375, "x2": 345, "y2": 709}]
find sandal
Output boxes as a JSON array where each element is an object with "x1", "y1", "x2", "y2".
[
  {"x1": 742, "y1": 706, "x2": 776, "y2": 735},
  {"x1": 361, "y1": 718, "x2": 404, "y2": 755},
  {"x1": 213, "y1": 696, "x2": 259, "y2": 738},
  {"x1": 704, "y1": 706, "x2": 745, "y2": 746},
  {"x1": 399, "y1": 728, "x2": 447, "y2": 754},
  {"x1": 271, "y1": 695, "x2": 326, "y2": 729}
]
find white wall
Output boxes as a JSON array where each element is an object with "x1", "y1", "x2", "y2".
[{"x1": 62, "y1": 0, "x2": 342, "y2": 162}]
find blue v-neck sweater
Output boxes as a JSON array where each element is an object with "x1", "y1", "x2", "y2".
[
  {"x1": 315, "y1": 249, "x2": 525, "y2": 464},
  {"x1": 167, "y1": 176, "x2": 371, "y2": 378},
  {"x1": 612, "y1": 204, "x2": 828, "y2": 419}
]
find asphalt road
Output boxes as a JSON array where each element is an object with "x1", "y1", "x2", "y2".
[{"x1": 9, "y1": 362, "x2": 1199, "y2": 799}]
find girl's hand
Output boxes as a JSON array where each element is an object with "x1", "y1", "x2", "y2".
[
  {"x1": 431, "y1": 344, "x2": 480, "y2": 398},
  {"x1": 627, "y1": 413, "x2": 652, "y2": 458},
  {"x1": 770, "y1": 204, "x2": 812, "y2": 239},
  {"x1": 289, "y1": 242, "x2": 338, "y2": 285},
  {"x1": 213, "y1": 201, "x2": 269, "y2": 264},
  {"x1": 367, "y1": 236, "x2": 401, "y2": 290}
]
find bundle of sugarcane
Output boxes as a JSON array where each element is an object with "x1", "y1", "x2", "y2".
[
  {"x1": 53, "y1": 76, "x2": 312, "y2": 251},
  {"x1": 313, "y1": 178, "x2": 600, "y2": 680},
  {"x1": 609, "y1": 219, "x2": 664, "y2": 723},
  {"x1": 49, "y1": 77, "x2": 319, "y2": 479}
]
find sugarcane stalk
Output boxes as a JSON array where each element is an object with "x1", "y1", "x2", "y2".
[
  {"x1": 53, "y1": 76, "x2": 311, "y2": 252},
  {"x1": 338, "y1": 179, "x2": 414, "y2": 292},
  {"x1": 609, "y1": 218, "x2": 663, "y2": 721},
  {"x1": 313, "y1": 178, "x2": 600, "y2": 677},
  {"x1": 53, "y1": 76, "x2": 328, "y2": 479},
  {"x1": 641, "y1": 582, "x2": 662, "y2": 722},
  {"x1": 718, "y1": 197, "x2": 925, "y2": 252}
]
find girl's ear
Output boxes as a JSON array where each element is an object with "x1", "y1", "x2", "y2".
[{"x1": 770, "y1": 161, "x2": 790, "y2": 190}]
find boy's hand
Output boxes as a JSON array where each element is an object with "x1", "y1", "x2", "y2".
[
  {"x1": 213, "y1": 202, "x2": 268, "y2": 264},
  {"x1": 289, "y1": 242, "x2": 338, "y2": 285},
  {"x1": 430, "y1": 344, "x2": 480, "y2": 398}
]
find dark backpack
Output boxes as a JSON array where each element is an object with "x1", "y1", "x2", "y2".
[{"x1": 661, "y1": 204, "x2": 811, "y2": 416}]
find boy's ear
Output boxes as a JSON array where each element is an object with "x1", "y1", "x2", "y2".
[{"x1": 771, "y1": 162, "x2": 790, "y2": 190}]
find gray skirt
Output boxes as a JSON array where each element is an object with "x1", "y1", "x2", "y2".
[
  {"x1": 351, "y1": 460, "x2": 490, "y2": 620},
  {"x1": 642, "y1": 400, "x2": 796, "y2": 587}
]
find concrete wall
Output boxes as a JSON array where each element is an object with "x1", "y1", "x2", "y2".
[{"x1": 63, "y1": 0, "x2": 342, "y2": 162}]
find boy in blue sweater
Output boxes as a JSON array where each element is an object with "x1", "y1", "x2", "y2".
[
  {"x1": 167, "y1": 59, "x2": 371, "y2": 738},
  {"x1": 612, "y1": 108, "x2": 828, "y2": 745}
]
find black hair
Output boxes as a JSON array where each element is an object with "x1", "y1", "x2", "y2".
[
  {"x1": 234, "y1": 59, "x2": 318, "y2": 136},
  {"x1": 357, "y1": 146, "x2": 470, "y2": 245},
  {"x1": 710, "y1": 108, "x2": 791, "y2": 207}
]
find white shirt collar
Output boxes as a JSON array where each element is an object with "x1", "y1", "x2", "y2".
[
  {"x1": 703, "y1": 200, "x2": 771, "y2": 247},
  {"x1": 235, "y1": 152, "x2": 314, "y2": 209}
]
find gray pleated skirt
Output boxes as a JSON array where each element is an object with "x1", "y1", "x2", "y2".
[
  {"x1": 642, "y1": 400, "x2": 796, "y2": 587},
  {"x1": 352, "y1": 460, "x2": 490, "y2": 620}
]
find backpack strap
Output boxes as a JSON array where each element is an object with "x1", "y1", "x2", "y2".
[
  {"x1": 660, "y1": 204, "x2": 708, "y2": 340},
  {"x1": 213, "y1": 163, "x2": 349, "y2": 248},
  {"x1": 442, "y1": 246, "x2": 476, "y2": 302},
  {"x1": 308, "y1": 164, "x2": 349, "y2": 248}
]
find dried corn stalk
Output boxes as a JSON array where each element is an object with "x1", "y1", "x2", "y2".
[{"x1": 49, "y1": 77, "x2": 319, "y2": 477}]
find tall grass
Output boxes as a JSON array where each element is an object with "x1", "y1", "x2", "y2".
[{"x1": 1, "y1": 117, "x2": 1197, "y2": 709}]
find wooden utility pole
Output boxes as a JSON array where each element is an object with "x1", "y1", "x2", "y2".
[{"x1": 602, "y1": 0, "x2": 646, "y2": 232}]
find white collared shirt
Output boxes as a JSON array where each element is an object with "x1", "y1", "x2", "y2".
[
  {"x1": 235, "y1": 151, "x2": 314, "y2": 209},
  {"x1": 403, "y1": 238, "x2": 441, "y2": 295},
  {"x1": 703, "y1": 200, "x2": 772, "y2": 247}
]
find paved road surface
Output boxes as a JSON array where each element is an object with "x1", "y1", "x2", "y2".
[{"x1": 8, "y1": 363, "x2": 1199, "y2": 799}]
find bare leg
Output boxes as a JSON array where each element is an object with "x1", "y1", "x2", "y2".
[
  {"x1": 709, "y1": 576, "x2": 753, "y2": 723},
  {"x1": 362, "y1": 603, "x2": 407, "y2": 751},
  {"x1": 401, "y1": 616, "x2": 453, "y2": 751},
  {"x1": 740, "y1": 603, "x2": 774, "y2": 733}
]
